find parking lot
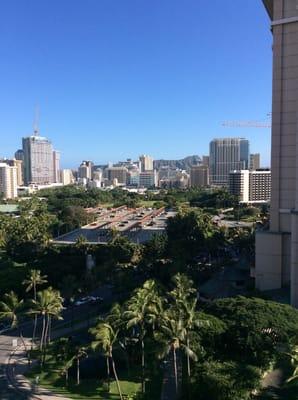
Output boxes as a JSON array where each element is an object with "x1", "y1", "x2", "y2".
[{"x1": 53, "y1": 206, "x2": 176, "y2": 244}]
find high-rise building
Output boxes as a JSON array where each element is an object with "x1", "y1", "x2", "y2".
[
  {"x1": 229, "y1": 169, "x2": 271, "y2": 203},
  {"x1": 106, "y1": 167, "x2": 128, "y2": 185},
  {"x1": 209, "y1": 138, "x2": 250, "y2": 186},
  {"x1": 139, "y1": 170, "x2": 157, "y2": 188},
  {"x1": 190, "y1": 165, "x2": 210, "y2": 187},
  {"x1": 228, "y1": 170, "x2": 250, "y2": 203},
  {"x1": 53, "y1": 150, "x2": 61, "y2": 183},
  {"x1": 249, "y1": 170, "x2": 271, "y2": 203},
  {"x1": 139, "y1": 155, "x2": 154, "y2": 172},
  {"x1": 256, "y1": 0, "x2": 298, "y2": 306},
  {"x1": 202, "y1": 155, "x2": 210, "y2": 167},
  {"x1": 3, "y1": 159, "x2": 23, "y2": 186},
  {"x1": 22, "y1": 135, "x2": 54, "y2": 185},
  {"x1": 250, "y1": 153, "x2": 261, "y2": 170},
  {"x1": 0, "y1": 163, "x2": 18, "y2": 199},
  {"x1": 78, "y1": 161, "x2": 93, "y2": 180},
  {"x1": 60, "y1": 169, "x2": 74, "y2": 186}
]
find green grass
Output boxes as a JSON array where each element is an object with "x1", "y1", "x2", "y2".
[{"x1": 26, "y1": 363, "x2": 141, "y2": 400}]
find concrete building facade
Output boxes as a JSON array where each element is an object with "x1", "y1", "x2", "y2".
[
  {"x1": 209, "y1": 138, "x2": 250, "y2": 186},
  {"x1": 0, "y1": 163, "x2": 18, "y2": 199},
  {"x1": 250, "y1": 153, "x2": 261, "y2": 170},
  {"x1": 22, "y1": 135, "x2": 54, "y2": 185},
  {"x1": 256, "y1": 0, "x2": 298, "y2": 306},
  {"x1": 229, "y1": 169, "x2": 271, "y2": 203},
  {"x1": 190, "y1": 165, "x2": 210, "y2": 187},
  {"x1": 139, "y1": 155, "x2": 154, "y2": 172}
]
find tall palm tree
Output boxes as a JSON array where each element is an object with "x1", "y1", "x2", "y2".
[
  {"x1": 0, "y1": 291, "x2": 29, "y2": 357},
  {"x1": 74, "y1": 346, "x2": 88, "y2": 385},
  {"x1": 23, "y1": 269, "x2": 47, "y2": 345},
  {"x1": 29, "y1": 287, "x2": 63, "y2": 351},
  {"x1": 90, "y1": 322, "x2": 123, "y2": 400},
  {"x1": 124, "y1": 280, "x2": 162, "y2": 393},
  {"x1": 156, "y1": 310, "x2": 197, "y2": 395}
]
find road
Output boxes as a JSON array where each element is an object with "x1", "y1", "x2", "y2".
[{"x1": 0, "y1": 285, "x2": 114, "y2": 399}]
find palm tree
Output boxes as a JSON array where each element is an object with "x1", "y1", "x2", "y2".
[
  {"x1": 124, "y1": 280, "x2": 162, "y2": 393},
  {"x1": 0, "y1": 291, "x2": 29, "y2": 358},
  {"x1": 29, "y1": 287, "x2": 63, "y2": 352},
  {"x1": 23, "y1": 269, "x2": 47, "y2": 345},
  {"x1": 90, "y1": 322, "x2": 123, "y2": 400},
  {"x1": 156, "y1": 310, "x2": 196, "y2": 395},
  {"x1": 74, "y1": 346, "x2": 88, "y2": 385}
]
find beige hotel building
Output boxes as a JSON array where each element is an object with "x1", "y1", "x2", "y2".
[{"x1": 256, "y1": 1, "x2": 298, "y2": 306}]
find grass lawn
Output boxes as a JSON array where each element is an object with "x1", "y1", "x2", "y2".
[{"x1": 26, "y1": 364, "x2": 141, "y2": 399}]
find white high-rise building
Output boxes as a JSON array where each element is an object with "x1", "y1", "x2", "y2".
[
  {"x1": 0, "y1": 163, "x2": 18, "y2": 199},
  {"x1": 22, "y1": 135, "x2": 54, "y2": 185},
  {"x1": 53, "y1": 150, "x2": 61, "y2": 183},
  {"x1": 139, "y1": 155, "x2": 154, "y2": 172},
  {"x1": 229, "y1": 169, "x2": 271, "y2": 203},
  {"x1": 60, "y1": 169, "x2": 74, "y2": 186}
]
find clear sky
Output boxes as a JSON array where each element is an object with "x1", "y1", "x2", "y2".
[{"x1": 0, "y1": 0, "x2": 272, "y2": 168}]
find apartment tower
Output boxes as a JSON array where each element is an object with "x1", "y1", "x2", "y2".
[
  {"x1": 256, "y1": 0, "x2": 298, "y2": 306},
  {"x1": 209, "y1": 138, "x2": 249, "y2": 186}
]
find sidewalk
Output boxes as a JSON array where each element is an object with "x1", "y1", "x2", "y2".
[{"x1": 5, "y1": 343, "x2": 71, "y2": 400}]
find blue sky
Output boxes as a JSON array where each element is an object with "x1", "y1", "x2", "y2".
[{"x1": 0, "y1": 0, "x2": 272, "y2": 168}]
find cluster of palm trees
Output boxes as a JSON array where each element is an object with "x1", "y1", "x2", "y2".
[
  {"x1": 0, "y1": 269, "x2": 64, "y2": 358},
  {"x1": 90, "y1": 273, "x2": 207, "y2": 399}
]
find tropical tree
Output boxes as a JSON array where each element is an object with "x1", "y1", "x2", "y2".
[
  {"x1": 23, "y1": 269, "x2": 48, "y2": 344},
  {"x1": 29, "y1": 287, "x2": 63, "y2": 352},
  {"x1": 124, "y1": 279, "x2": 162, "y2": 393},
  {"x1": 0, "y1": 291, "x2": 29, "y2": 357},
  {"x1": 74, "y1": 346, "x2": 88, "y2": 385},
  {"x1": 90, "y1": 322, "x2": 123, "y2": 399}
]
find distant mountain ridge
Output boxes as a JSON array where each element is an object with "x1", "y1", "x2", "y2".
[{"x1": 154, "y1": 155, "x2": 201, "y2": 170}]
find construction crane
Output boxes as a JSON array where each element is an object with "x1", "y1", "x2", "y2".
[
  {"x1": 222, "y1": 114, "x2": 271, "y2": 128},
  {"x1": 222, "y1": 120, "x2": 271, "y2": 128}
]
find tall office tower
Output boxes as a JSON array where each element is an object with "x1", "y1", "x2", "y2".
[
  {"x1": 60, "y1": 169, "x2": 74, "y2": 186},
  {"x1": 190, "y1": 165, "x2": 210, "y2": 187},
  {"x1": 249, "y1": 169, "x2": 271, "y2": 203},
  {"x1": 139, "y1": 155, "x2": 154, "y2": 172},
  {"x1": 256, "y1": 0, "x2": 298, "y2": 306},
  {"x1": 202, "y1": 155, "x2": 210, "y2": 167},
  {"x1": 250, "y1": 153, "x2": 261, "y2": 170},
  {"x1": 4, "y1": 159, "x2": 23, "y2": 186},
  {"x1": 209, "y1": 138, "x2": 250, "y2": 186},
  {"x1": 22, "y1": 135, "x2": 54, "y2": 185},
  {"x1": 53, "y1": 150, "x2": 61, "y2": 183},
  {"x1": 229, "y1": 170, "x2": 250, "y2": 203},
  {"x1": 78, "y1": 161, "x2": 93, "y2": 180},
  {"x1": 0, "y1": 163, "x2": 18, "y2": 199},
  {"x1": 139, "y1": 170, "x2": 157, "y2": 188},
  {"x1": 106, "y1": 167, "x2": 128, "y2": 185}
]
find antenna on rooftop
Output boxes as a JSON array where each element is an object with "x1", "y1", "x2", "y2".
[{"x1": 33, "y1": 105, "x2": 40, "y2": 136}]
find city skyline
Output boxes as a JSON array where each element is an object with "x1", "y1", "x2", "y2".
[{"x1": 0, "y1": 1, "x2": 272, "y2": 167}]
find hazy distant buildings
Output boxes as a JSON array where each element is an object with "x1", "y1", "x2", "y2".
[
  {"x1": 53, "y1": 150, "x2": 61, "y2": 183},
  {"x1": 0, "y1": 163, "x2": 18, "y2": 199},
  {"x1": 139, "y1": 155, "x2": 153, "y2": 172},
  {"x1": 250, "y1": 153, "x2": 261, "y2": 170},
  {"x1": 106, "y1": 166, "x2": 128, "y2": 185},
  {"x1": 190, "y1": 165, "x2": 209, "y2": 187},
  {"x1": 202, "y1": 155, "x2": 210, "y2": 167},
  {"x1": 22, "y1": 135, "x2": 54, "y2": 185},
  {"x1": 209, "y1": 138, "x2": 249, "y2": 185},
  {"x1": 60, "y1": 169, "x2": 74, "y2": 186},
  {"x1": 78, "y1": 161, "x2": 93, "y2": 180},
  {"x1": 139, "y1": 170, "x2": 157, "y2": 188}
]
